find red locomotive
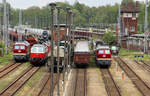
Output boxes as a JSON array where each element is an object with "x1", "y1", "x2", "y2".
[
  {"x1": 95, "y1": 45, "x2": 112, "y2": 67},
  {"x1": 74, "y1": 41, "x2": 90, "y2": 67},
  {"x1": 13, "y1": 41, "x2": 30, "y2": 61},
  {"x1": 30, "y1": 43, "x2": 51, "y2": 65}
]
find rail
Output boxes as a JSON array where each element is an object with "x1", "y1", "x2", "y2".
[{"x1": 114, "y1": 57, "x2": 150, "y2": 96}]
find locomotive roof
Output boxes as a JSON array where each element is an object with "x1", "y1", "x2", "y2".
[
  {"x1": 15, "y1": 41, "x2": 30, "y2": 46},
  {"x1": 74, "y1": 41, "x2": 90, "y2": 52},
  {"x1": 32, "y1": 44, "x2": 45, "y2": 47},
  {"x1": 96, "y1": 45, "x2": 110, "y2": 50}
]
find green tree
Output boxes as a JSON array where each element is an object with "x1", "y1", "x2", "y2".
[{"x1": 102, "y1": 32, "x2": 116, "y2": 45}]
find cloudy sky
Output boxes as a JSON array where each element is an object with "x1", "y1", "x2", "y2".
[{"x1": 0, "y1": 0, "x2": 145, "y2": 9}]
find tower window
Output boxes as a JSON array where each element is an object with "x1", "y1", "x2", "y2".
[{"x1": 130, "y1": 26, "x2": 135, "y2": 32}]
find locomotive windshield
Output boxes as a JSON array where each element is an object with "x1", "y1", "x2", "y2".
[
  {"x1": 14, "y1": 45, "x2": 25, "y2": 49},
  {"x1": 31, "y1": 47, "x2": 44, "y2": 53},
  {"x1": 14, "y1": 46, "x2": 19, "y2": 49},
  {"x1": 98, "y1": 50, "x2": 110, "y2": 54},
  {"x1": 98, "y1": 50, "x2": 104, "y2": 54},
  {"x1": 20, "y1": 46, "x2": 25, "y2": 49},
  {"x1": 105, "y1": 50, "x2": 110, "y2": 54}
]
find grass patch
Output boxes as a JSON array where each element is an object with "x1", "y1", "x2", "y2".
[
  {"x1": 89, "y1": 55, "x2": 97, "y2": 67},
  {"x1": 88, "y1": 41, "x2": 97, "y2": 68},
  {"x1": 0, "y1": 80, "x2": 8, "y2": 90},
  {"x1": 0, "y1": 52, "x2": 13, "y2": 65},
  {"x1": 0, "y1": 62, "x2": 30, "y2": 91},
  {"x1": 119, "y1": 49, "x2": 150, "y2": 61}
]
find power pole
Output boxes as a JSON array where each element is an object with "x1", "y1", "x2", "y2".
[
  {"x1": 34, "y1": 16, "x2": 38, "y2": 28},
  {"x1": 144, "y1": 0, "x2": 149, "y2": 53},
  {"x1": 3, "y1": 0, "x2": 8, "y2": 55},
  {"x1": 118, "y1": 4, "x2": 121, "y2": 45},
  {"x1": 56, "y1": 6, "x2": 61, "y2": 96},
  {"x1": 72, "y1": 13, "x2": 75, "y2": 56},
  {"x1": 19, "y1": 10, "x2": 22, "y2": 25},
  {"x1": 19, "y1": 9, "x2": 22, "y2": 41},
  {"x1": 0, "y1": 4, "x2": 2, "y2": 39},
  {"x1": 68, "y1": 10, "x2": 72, "y2": 72},
  {"x1": 7, "y1": 5, "x2": 10, "y2": 46},
  {"x1": 49, "y1": 3, "x2": 56, "y2": 96},
  {"x1": 66, "y1": 7, "x2": 71, "y2": 77}
]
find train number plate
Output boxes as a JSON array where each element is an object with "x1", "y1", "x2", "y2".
[{"x1": 18, "y1": 50, "x2": 21, "y2": 52}]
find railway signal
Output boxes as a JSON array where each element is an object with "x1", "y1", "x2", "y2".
[
  {"x1": 49, "y1": 2, "x2": 56, "y2": 96},
  {"x1": 0, "y1": 4, "x2": 2, "y2": 40}
]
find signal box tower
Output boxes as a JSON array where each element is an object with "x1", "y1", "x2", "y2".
[{"x1": 121, "y1": 1, "x2": 140, "y2": 36}]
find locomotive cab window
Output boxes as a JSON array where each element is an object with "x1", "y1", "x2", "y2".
[
  {"x1": 14, "y1": 46, "x2": 19, "y2": 49},
  {"x1": 105, "y1": 50, "x2": 110, "y2": 54},
  {"x1": 20, "y1": 46, "x2": 25, "y2": 49},
  {"x1": 31, "y1": 47, "x2": 44, "y2": 53},
  {"x1": 38, "y1": 47, "x2": 44, "y2": 52},
  {"x1": 98, "y1": 50, "x2": 104, "y2": 54},
  {"x1": 31, "y1": 47, "x2": 37, "y2": 53}
]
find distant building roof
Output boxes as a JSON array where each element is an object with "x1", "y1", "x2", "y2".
[
  {"x1": 121, "y1": 2, "x2": 140, "y2": 13},
  {"x1": 54, "y1": 24, "x2": 67, "y2": 27}
]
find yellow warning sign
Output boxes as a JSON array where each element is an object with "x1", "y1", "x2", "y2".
[{"x1": 89, "y1": 28, "x2": 93, "y2": 32}]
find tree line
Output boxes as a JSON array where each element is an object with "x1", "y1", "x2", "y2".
[{"x1": 0, "y1": 1, "x2": 149, "y2": 32}]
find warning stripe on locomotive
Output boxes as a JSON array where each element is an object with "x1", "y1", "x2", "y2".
[
  {"x1": 13, "y1": 53, "x2": 27, "y2": 55},
  {"x1": 96, "y1": 58, "x2": 112, "y2": 60}
]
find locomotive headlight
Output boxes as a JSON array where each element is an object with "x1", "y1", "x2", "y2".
[{"x1": 103, "y1": 55, "x2": 106, "y2": 57}]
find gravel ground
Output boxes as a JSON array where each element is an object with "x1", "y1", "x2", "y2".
[
  {"x1": 123, "y1": 58, "x2": 150, "y2": 88},
  {"x1": 110, "y1": 59, "x2": 142, "y2": 96},
  {"x1": 87, "y1": 68, "x2": 107, "y2": 96}
]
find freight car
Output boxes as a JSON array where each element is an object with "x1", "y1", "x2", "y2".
[
  {"x1": 95, "y1": 45, "x2": 112, "y2": 67},
  {"x1": 53, "y1": 45, "x2": 65, "y2": 71},
  {"x1": 30, "y1": 42, "x2": 51, "y2": 65},
  {"x1": 74, "y1": 41, "x2": 90, "y2": 67},
  {"x1": 13, "y1": 41, "x2": 30, "y2": 61}
]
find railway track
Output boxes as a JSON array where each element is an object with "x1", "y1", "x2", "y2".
[
  {"x1": 0, "y1": 66, "x2": 40, "y2": 96},
  {"x1": 134, "y1": 60, "x2": 150, "y2": 72},
  {"x1": 0, "y1": 62, "x2": 23, "y2": 79},
  {"x1": 101, "y1": 69, "x2": 121, "y2": 96},
  {"x1": 114, "y1": 57, "x2": 150, "y2": 96},
  {"x1": 38, "y1": 73, "x2": 57, "y2": 96},
  {"x1": 0, "y1": 62, "x2": 15, "y2": 72},
  {"x1": 73, "y1": 69, "x2": 86, "y2": 96},
  {"x1": 141, "y1": 61, "x2": 150, "y2": 68}
]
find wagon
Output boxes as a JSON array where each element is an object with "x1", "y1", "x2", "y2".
[{"x1": 74, "y1": 41, "x2": 90, "y2": 67}]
